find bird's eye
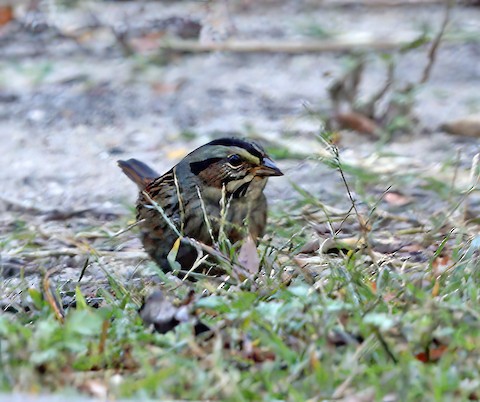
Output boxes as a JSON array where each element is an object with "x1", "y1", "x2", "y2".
[{"x1": 227, "y1": 154, "x2": 243, "y2": 168}]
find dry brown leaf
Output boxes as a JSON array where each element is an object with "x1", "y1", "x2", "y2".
[
  {"x1": 0, "y1": 6, "x2": 13, "y2": 26},
  {"x1": 384, "y1": 191, "x2": 413, "y2": 207},
  {"x1": 432, "y1": 255, "x2": 452, "y2": 276},
  {"x1": 441, "y1": 115, "x2": 480, "y2": 137},
  {"x1": 415, "y1": 344, "x2": 448, "y2": 363},
  {"x1": 335, "y1": 111, "x2": 380, "y2": 136},
  {"x1": 238, "y1": 235, "x2": 260, "y2": 275},
  {"x1": 42, "y1": 268, "x2": 65, "y2": 322}
]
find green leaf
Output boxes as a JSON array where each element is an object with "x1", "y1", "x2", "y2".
[
  {"x1": 30, "y1": 348, "x2": 60, "y2": 365},
  {"x1": 75, "y1": 286, "x2": 88, "y2": 310},
  {"x1": 230, "y1": 292, "x2": 257, "y2": 310},
  {"x1": 28, "y1": 288, "x2": 44, "y2": 310},
  {"x1": 196, "y1": 295, "x2": 230, "y2": 312},
  {"x1": 400, "y1": 33, "x2": 429, "y2": 53},
  {"x1": 65, "y1": 309, "x2": 103, "y2": 337}
]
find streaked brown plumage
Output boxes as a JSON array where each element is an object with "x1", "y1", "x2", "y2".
[{"x1": 118, "y1": 137, "x2": 283, "y2": 276}]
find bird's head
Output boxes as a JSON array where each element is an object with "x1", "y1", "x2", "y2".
[{"x1": 183, "y1": 137, "x2": 283, "y2": 198}]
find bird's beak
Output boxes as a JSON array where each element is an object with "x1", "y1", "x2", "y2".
[{"x1": 256, "y1": 157, "x2": 283, "y2": 177}]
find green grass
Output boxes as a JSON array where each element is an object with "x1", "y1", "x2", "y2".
[{"x1": 1, "y1": 143, "x2": 480, "y2": 400}]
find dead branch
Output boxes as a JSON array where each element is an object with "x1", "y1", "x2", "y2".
[
  {"x1": 159, "y1": 34, "x2": 421, "y2": 54},
  {"x1": 10, "y1": 249, "x2": 148, "y2": 260},
  {"x1": 419, "y1": 0, "x2": 453, "y2": 84},
  {"x1": 43, "y1": 267, "x2": 65, "y2": 322},
  {"x1": 362, "y1": 58, "x2": 395, "y2": 118}
]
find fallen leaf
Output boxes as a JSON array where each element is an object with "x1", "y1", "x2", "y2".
[
  {"x1": 335, "y1": 111, "x2": 380, "y2": 136},
  {"x1": 384, "y1": 191, "x2": 413, "y2": 207},
  {"x1": 441, "y1": 115, "x2": 480, "y2": 137},
  {"x1": 0, "y1": 6, "x2": 13, "y2": 26},
  {"x1": 415, "y1": 344, "x2": 448, "y2": 363},
  {"x1": 432, "y1": 255, "x2": 452, "y2": 276},
  {"x1": 238, "y1": 235, "x2": 260, "y2": 275}
]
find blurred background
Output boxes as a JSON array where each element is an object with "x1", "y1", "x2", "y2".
[{"x1": 1, "y1": 0, "x2": 479, "y2": 216}]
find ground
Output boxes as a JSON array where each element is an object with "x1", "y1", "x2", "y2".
[{"x1": 1, "y1": 0, "x2": 480, "y2": 400}]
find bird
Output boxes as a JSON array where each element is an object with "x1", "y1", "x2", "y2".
[{"x1": 118, "y1": 137, "x2": 283, "y2": 276}]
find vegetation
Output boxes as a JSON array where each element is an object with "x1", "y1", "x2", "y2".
[
  {"x1": 2, "y1": 0, "x2": 480, "y2": 400},
  {"x1": 2, "y1": 133, "x2": 480, "y2": 400}
]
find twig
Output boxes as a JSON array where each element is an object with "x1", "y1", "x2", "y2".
[
  {"x1": 335, "y1": 153, "x2": 369, "y2": 235},
  {"x1": 99, "y1": 319, "x2": 110, "y2": 355},
  {"x1": 374, "y1": 328, "x2": 398, "y2": 363},
  {"x1": 0, "y1": 197, "x2": 122, "y2": 220},
  {"x1": 10, "y1": 249, "x2": 148, "y2": 260},
  {"x1": 111, "y1": 219, "x2": 146, "y2": 237},
  {"x1": 43, "y1": 267, "x2": 65, "y2": 322},
  {"x1": 187, "y1": 238, "x2": 252, "y2": 280},
  {"x1": 78, "y1": 257, "x2": 90, "y2": 283},
  {"x1": 419, "y1": 0, "x2": 453, "y2": 84},
  {"x1": 159, "y1": 34, "x2": 421, "y2": 54},
  {"x1": 362, "y1": 58, "x2": 395, "y2": 118}
]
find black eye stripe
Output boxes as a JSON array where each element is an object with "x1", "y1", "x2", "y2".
[{"x1": 190, "y1": 158, "x2": 222, "y2": 175}]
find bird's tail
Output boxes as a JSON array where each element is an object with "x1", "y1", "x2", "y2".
[{"x1": 117, "y1": 158, "x2": 160, "y2": 189}]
